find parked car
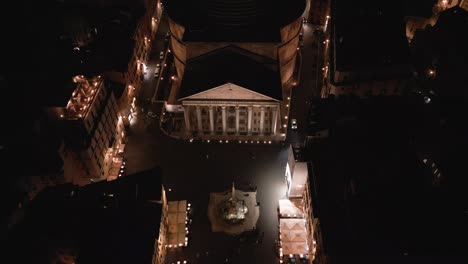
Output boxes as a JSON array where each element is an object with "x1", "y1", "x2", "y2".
[
  {"x1": 291, "y1": 119, "x2": 298, "y2": 130},
  {"x1": 148, "y1": 111, "x2": 157, "y2": 118},
  {"x1": 154, "y1": 64, "x2": 161, "y2": 76}
]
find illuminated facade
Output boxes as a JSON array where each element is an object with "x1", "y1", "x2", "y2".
[
  {"x1": 154, "y1": 186, "x2": 169, "y2": 264},
  {"x1": 283, "y1": 145, "x2": 326, "y2": 264},
  {"x1": 49, "y1": 76, "x2": 126, "y2": 186}
]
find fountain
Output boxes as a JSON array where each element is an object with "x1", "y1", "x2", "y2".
[
  {"x1": 208, "y1": 181, "x2": 260, "y2": 234},
  {"x1": 220, "y1": 182, "x2": 249, "y2": 224}
]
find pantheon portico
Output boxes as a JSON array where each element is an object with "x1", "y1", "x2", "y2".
[{"x1": 182, "y1": 83, "x2": 280, "y2": 138}]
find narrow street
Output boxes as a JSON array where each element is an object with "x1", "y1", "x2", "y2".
[{"x1": 287, "y1": 22, "x2": 324, "y2": 145}]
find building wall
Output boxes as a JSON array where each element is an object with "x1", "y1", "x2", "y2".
[
  {"x1": 307, "y1": 0, "x2": 331, "y2": 26},
  {"x1": 167, "y1": 16, "x2": 302, "y2": 89},
  {"x1": 279, "y1": 17, "x2": 302, "y2": 85},
  {"x1": 59, "y1": 78, "x2": 125, "y2": 186},
  {"x1": 326, "y1": 78, "x2": 408, "y2": 97},
  {"x1": 154, "y1": 187, "x2": 168, "y2": 264}
]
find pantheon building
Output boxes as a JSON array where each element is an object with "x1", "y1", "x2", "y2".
[{"x1": 163, "y1": 0, "x2": 306, "y2": 141}]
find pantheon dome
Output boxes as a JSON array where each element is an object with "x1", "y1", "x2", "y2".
[{"x1": 162, "y1": 0, "x2": 305, "y2": 42}]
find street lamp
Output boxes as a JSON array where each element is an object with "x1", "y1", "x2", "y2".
[{"x1": 428, "y1": 69, "x2": 436, "y2": 77}]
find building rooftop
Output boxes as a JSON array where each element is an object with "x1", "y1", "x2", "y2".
[
  {"x1": 306, "y1": 97, "x2": 468, "y2": 263},
  {"x1": 7, "y1": 168, "x2": 163, "y2": 264},
  {"x1": 179, "y1": 46, "x2": 282, "y2": 101},
  {"x1": 27, "y1": 1, "x2": 138, "y2": 109},
  {"x1": 403, "y1": 0, "x2": 437, "y2": 18},
  {"x1": 332, "y1": 0, "x2": 410, "y2": 71},
  {"x1": 61, "y1": 75, "x2": 104, "y2": 120},
  {"x1": 163, "y1": 0, "x2": 305, "y2": 42}
]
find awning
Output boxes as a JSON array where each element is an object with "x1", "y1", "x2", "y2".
[
  {"x1": 167, "y1": 200, "x2": 188, "y2": 247},
  {"x1": 281, "y1": 242, "x2": 308, "y2": 255},
  {"x1": 279, "y1": 199, "x2": 304, "y2": 218},
  {"x1": 279, "y1": 218, "x2": 308, "y2": 255}
]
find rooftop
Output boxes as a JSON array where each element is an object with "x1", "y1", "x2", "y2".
[
  {"x1": 403, "y1": 0, "x2": 437, "y2": 18},
  {"x1": 7, "y1": 168, "x2": 163, "y2": 264},
  {"x1": 163, "y1": 0, "x2": 305, "y2": 42},
  {"x1": 179, "y1": 46, "x2": 282, "y2": 100},
  {"x1": 306, "y1": 97, "x2": 468, "y2": 263},
  {"x1": 63, "y1": 75, "x2": 104, "y2": 120},
  {"x1": 332, "y1": 0, "x2": 410, "y2": 71}
]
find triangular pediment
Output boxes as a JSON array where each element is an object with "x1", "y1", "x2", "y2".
[{"x1": 179, "y1": 83, "x2": 279, "y2": 101}]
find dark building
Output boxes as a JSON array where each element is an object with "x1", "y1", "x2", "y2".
[
  {"x1": 303, "y1": 96, "x2": 468, "y2": 264},
  {"x1": 324, "y1": 0, "x2": 412, "y2": 97},
  {"x1": 412, "y1": 6, "x2": 468, "y2": 100},
  {"x1": 6, "y1": 168, "x2": 167, "y2": 264}
]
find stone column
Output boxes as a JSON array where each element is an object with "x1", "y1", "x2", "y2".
[
  {"x1": 209, "y1": 106, "x2": 214, "y2": 134},
  {"x1": 222, "y1": 106, "x2": 227, "y2": 134},
  {"x1": 247, "y1": 106, "x2": 253, "y2": 135},
  {"x1": 184, "y1": 105, "x2": 191, "y2": 135},
  {"x1": 271, "y1": 106, "x2": 278, "y2": 136},
  {"x1": 259, "y1": 107, "x2": 265, "y2": 135},
  {"x1": 196, "y1": 106, "x2": 202, "y2": 133},
  {"x1": 235, "y1": 106, "x2": 240, "y2": 134}
]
